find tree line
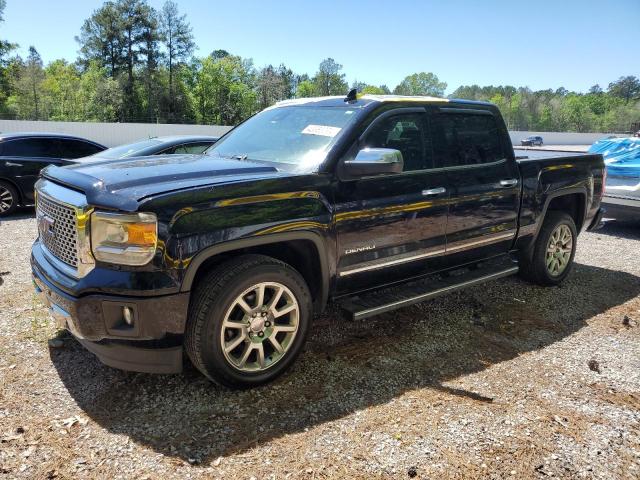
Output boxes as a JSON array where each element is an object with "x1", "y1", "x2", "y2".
[{"x1": 0, "y1": 0, "x2": 638, "y2": 132}]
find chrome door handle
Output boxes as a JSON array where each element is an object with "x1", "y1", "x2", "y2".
[
  {"x1": 422, "y1": 187, "x2": 446, "y2": 196},
  {"x1": 499, "y1": 179, "x2": 518, "y2": 187},
  {"x1": 5, "y1": 161, "x2": 23, "y2": 167}
]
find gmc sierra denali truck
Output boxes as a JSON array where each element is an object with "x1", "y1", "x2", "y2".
[{"x1": 31, "y1": 94, "x2": 605, "y2": 388}]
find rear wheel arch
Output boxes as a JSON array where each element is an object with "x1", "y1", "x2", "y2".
[
  {"x1": 517, "y1": 189, "x2": 586, "y2": 263},
  {"x1": 543, "y1": 190, "x2": 587, "y2": 233},
  {"x1": 180, "y1": 232, "x2": 330, "y2": 311}
]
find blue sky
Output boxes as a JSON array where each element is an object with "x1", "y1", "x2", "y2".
[{"x1": 2, "y1": 0, "x2": 639, "y2": 94}]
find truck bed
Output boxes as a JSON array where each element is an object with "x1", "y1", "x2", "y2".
[{"x1": 513, "y1": 148, "x2": 591, "y2": 161}]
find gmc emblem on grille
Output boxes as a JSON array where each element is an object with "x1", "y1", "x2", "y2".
[{"x1": 37, "y1": 213, "x2": 56, "y2": 238}]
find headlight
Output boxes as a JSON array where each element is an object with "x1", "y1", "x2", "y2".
[{"x1": 91, "y1": 212, "x2": 158, "y2": 266}]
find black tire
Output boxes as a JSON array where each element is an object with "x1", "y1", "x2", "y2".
[
  {"x1": 0, "y1": 181, "x2": 19, "y2": 216},
  {"x1": 520, "y1": 211, "x2": 577, "y2": 286},
  {"x1": 185, "y1": 254, "x2": 312, "y2": 388}
]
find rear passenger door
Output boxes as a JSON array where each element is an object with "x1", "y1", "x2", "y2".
[
  {"x1": 431, "y1": 108, "x2": 520, "y2": 262},
  {"x1": 335, "y1": 108, "x2": 449, "y2": 293}
]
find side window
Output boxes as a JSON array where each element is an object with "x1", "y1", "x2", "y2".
[
  {"x1": 1, "y1": 138, "x2": 60, "y2": 158},
  {"x1": 173, "y1": 142, "x2": 214, "y2": 154},
  {"x1": 155, "y1": 146, "x2": 175, "y2": 155},
  {"x1": 432, "y1": 113, "x2": 505, "y2": 167},
  {"x1": 58, "y1": 139, "x2": 103, "y2": 158},
  {"x1": 362, "y1": 113, "x2": 431, "y2": 172}
]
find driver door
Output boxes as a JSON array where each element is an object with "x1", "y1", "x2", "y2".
[{"x1": 334, "y1": 108, "x2": 449, "y2": 293}]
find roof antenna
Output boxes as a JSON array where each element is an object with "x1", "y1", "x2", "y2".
[{"x1": 344, "y1": 88, "x2": 358, "y2": 103}]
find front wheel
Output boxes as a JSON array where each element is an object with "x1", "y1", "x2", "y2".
[
  {"x1": 185, "y1": 254, "x2": 312, "y2": 388},
  {"x1": 520, "y1": 211, "x2": 577, "y2": 286}
]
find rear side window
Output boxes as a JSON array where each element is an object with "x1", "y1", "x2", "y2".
[
  {"x1": 157, "y1": 142, "x2": 214, "y2": 155},
  {"x1": 432, "y1": 113, "x2": 505, "y2": 167},
  {"x1": 172, "y1": 142, "x2": 215, "y2": 154},
  {"x1": 58, "y1": 139, "x2": 103, "y2": 158},
  {"x1": 362, "y1": 113, "x2": 432, "y2": 172},
  {"x1": 1, "y1": 138, "x2": 60, "y2": 158}
]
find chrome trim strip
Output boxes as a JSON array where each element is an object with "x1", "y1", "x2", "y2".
[
  {"x1": 338, "y1": 230, "x2": 516, "y2": 277},
  {"x1": 518, "y1": 224, "x2": 537, "y2": 236},
  {"x1": 339, "y1": 248, "x2": 446, "y2": 277},
  {"x1": 353, "y1": 266, "x2": 519, "y2": 320},
  {"x1": 445, "y1": 231, "x2": 515, "y2": 253}
]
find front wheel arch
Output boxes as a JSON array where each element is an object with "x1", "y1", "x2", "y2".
[{"x1": 180, "y1": 232, "x2": 330, "y2": 311}]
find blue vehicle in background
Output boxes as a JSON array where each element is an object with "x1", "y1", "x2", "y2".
[{"x1": 589, "y1": 137, "x2": 640, "y2": 222}]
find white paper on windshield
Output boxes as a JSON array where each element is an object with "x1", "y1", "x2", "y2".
[{"x1": 301, "y1": 124, "x2": 342, "y2": 137}]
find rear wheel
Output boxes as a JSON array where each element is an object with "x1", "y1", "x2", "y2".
[
  {"x1": 185, "y1": 254, "x2": 312, "y2": 388},
  {"x1": 520, "y1": 211, "x2": 577, "y2": 286},
  {"x1": 0, "y1": 181, "x2": 18, "y2": 216}
]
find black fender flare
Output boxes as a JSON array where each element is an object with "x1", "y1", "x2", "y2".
[
  {"x1": 539, "y1": 187, "x2": 588, "y2": 235},
  {"x1": 179, "y1": 231, "x2": 331, "y2": 308},
  {"x1": 519, "y1": 187, "x2": 588, "y2": 261}
]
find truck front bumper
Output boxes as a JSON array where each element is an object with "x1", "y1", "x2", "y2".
[{"x1": 32, "y1": 247, "x2": 189, "y2": 374}]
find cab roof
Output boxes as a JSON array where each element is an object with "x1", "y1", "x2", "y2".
[{"x1": 273, "y1": 94, "x2": 493, "y2": 108}]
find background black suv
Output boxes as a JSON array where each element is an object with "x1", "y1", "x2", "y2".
[{"x1": 0, "y1": 132, "x2": 105, "y2": 215}]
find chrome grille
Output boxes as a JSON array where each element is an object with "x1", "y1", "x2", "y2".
[{"x1": 36, "y1": 194, "x2": 79, "y2": 268}]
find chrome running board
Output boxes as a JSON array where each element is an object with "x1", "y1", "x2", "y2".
[{"x1": 337, "y1": 256, "x2": 519, "y2": 321}]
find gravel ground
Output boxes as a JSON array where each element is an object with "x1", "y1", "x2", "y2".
[{"x1": 0, "y1": 210, "x2": 639, "y2": 479}]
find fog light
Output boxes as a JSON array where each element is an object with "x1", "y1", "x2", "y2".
[{"x1": 123, "y1": 306, "x2": 134, "y2": 325}]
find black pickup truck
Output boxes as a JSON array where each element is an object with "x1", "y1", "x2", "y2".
[{"x1": 31, "y1": 94, "x2": 605, "y2": 388}]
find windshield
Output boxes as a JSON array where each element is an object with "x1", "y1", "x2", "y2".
[
  {"x1": 206, "y1": 106, "x2": 361, "y2": 172},
  {"x1": 95, "y1": 139, "x2": 163, "y2": 159}
]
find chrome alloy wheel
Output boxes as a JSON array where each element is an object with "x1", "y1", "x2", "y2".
[
  {"x1": 0, "y1": 186, "x2": 14, "y2": 213},
  {"x1": 220, "y1": 282, "x2": 300, "y2": 372},
  {"x1": 546, "y1": 224, "x2": 573, "y2": 276}
]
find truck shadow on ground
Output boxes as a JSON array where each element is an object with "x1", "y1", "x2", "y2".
[{"x1": 50, "y1": 262, "x2": 640, "y2": 464}]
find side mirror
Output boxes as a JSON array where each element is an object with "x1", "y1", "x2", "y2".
[{"x1": 343, "y1": 148, "x2": 404, "y2": 177}]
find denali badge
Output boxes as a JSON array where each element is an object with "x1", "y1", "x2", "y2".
[{"x1": 345, "y1": 244, "x2": 376, "y2": 255}]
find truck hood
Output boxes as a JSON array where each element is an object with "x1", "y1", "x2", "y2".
[{"x1": 41, "y1": 154, "x2": 286, "y2": 211}]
